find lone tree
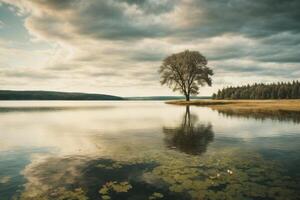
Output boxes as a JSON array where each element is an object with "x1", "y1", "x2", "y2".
[{"x1": 159, "y1": 50, "x2": 213, "y2": 101}]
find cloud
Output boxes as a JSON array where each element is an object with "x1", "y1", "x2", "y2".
[
  {"x1": 0, "y1": 0, "x2": 299, "y2": 96},
  {"x1": 4, "y1": 0, "x2": 299, "y2": 40},
  {"x1": 0, "y1": 20, "x2": 4, "y2": 28},
  {"x1": 170, "y1": 0, "x2": 300, "y2": 39}
]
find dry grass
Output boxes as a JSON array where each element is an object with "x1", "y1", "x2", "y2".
[{"x1": 166, "y1": 99, "x2": 300, "y2": 112}]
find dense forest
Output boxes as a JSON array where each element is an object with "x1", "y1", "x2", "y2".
[
  {"x1": 0, "y1": 90, "x2": 123, "y2": 100},
  {"x1": 212, "y1": 81, "x2": 300, "y2": 99}
]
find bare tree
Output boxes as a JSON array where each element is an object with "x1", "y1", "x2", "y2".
[{"x1": 159, "y1": 50, "x2": 213, "y2": 101}]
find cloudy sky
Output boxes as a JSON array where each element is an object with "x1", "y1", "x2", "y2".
[{"x1": 0, "y1": 0, "x2": 299, "y2": 96}]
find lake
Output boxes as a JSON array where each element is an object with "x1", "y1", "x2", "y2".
[{"x1": 0, "y1": 101, "x2": 299, "y2": 200}]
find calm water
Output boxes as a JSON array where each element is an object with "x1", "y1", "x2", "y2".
[{"x1": 0, "y1": 101, "x2": 299, "y2": 200}]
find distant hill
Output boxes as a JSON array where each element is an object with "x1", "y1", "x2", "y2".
[
  {"x1": 125, "y1": 96, "x2": 211, "y2": 101},
  {"x1": 0, "y1": 90, "x2": 123, "y2": 100}
]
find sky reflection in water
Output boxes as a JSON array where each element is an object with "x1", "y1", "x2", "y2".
[{"x1": 0, "y1": 101, "x2": 299, "y2": 200}]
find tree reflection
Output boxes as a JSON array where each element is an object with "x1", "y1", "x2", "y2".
[{"x1": 163, "y1": 106, "x2": 214, "y2": 155}]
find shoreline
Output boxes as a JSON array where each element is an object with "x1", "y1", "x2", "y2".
[{"x1": 166, "y1": 99, "x2": 300, "y2": 112}]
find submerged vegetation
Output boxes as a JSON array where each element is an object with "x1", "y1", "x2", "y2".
[
  {"x1": 13, "y1": 148, "x2": 300, "y2": 200},
  {"x1": 99, "y1": 181, "x2": 132, "y2": 200},
  {"x1": 213, "y1": 81, "x2": 300, "y2": 100}
]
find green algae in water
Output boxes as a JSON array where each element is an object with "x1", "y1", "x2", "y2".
[
  {"x1": 99, "y1": 181, "x2": 132, "y2": 194},
  {"x1": 141, "y1": 150, "x2": 300, "y2": 200},
  {"x1": 0, "y1": 176, "x2": 11, "y2": 184},
  {"x1": 96, "y1": 161, "x2": 124, "y2": 170},
  {"x1": 149, "y1": 192, "x2": 164, "y2": 199},
  {"x1": 99, "y1": 181, "x2": 132, "y2": 200},
  {"x1": 16, "y1": 187, "x2": 89, "y2": 200}
]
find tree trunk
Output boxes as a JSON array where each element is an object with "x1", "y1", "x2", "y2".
[{"x1": 185, "y1": 94, "x2": 190, "y2": 101}]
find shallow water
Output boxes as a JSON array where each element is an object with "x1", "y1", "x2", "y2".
[{"x1": 0, "y1": 101, "x2": 299, "y2": 200}]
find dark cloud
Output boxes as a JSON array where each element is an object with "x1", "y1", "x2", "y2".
[
  {"x1": 119, "y1": 0, "x2": 177, "y2": 14},
  {"x1": 129, "y1": 51, "x2": 165, "y2": 62},
  {"x1": 20, "y1": 0, "x2": 171, "y2": 41},
  {"x1": 25, "y1": 0, "x2": 300, "y2": 64},
  {"x1": 217, "y1": 65, "x2": 267, "y2": 74},
  {"x1": 4, "y1": 0, "x2": 300, "y2": 41},
  {"x1": 215, "y1": 63, "x2": 300, "y2": 79},
  {"x1": 262, "y1": 32, "x2": 300, "y2": 46},
  {"x1": 256, "y1": 51, "x2": 300, "y2": 63},
  {"x1": 177, "y1": 0, "x2": 300, "y2": 39},
  {"x1": 206, "y1": 40, "x2": 300, "y2": 64},
  {"x1": 71, "y1": 1, "x2": 169, "y2": 40},
  {"x1": 15, "y1": 0, "x2": 300, "y2": 42}
]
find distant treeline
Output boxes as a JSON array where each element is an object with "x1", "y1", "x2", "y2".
[
  {"x1": 0, "y1": 90, "x2": 123, "y2": 100},
  {"x1": 213, "y1": 81, "x2": 300, "y2": 99}
]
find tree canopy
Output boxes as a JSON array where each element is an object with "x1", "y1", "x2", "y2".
[{"x1": 159, "y1": 50, "x2": 213, "y2": 101}]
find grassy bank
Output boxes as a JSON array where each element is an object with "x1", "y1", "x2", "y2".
[{"x1": 166, "y1": 99, "x2": 300, "y2": 112}]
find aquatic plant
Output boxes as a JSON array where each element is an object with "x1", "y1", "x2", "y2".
[
  {"x1": 96, "y1": 162, "x2": 123, "y2": 170},
  {"x1": 17, "y1": 187, "x2": 89, "y2": 200},
  {"x1": 149, "y1": 192, "x2": 164, "y2": 199},
  {"x1": 142, "y1": 150, "x2": 300, "y2": 200},
  {"x1": 0, "y1": 176, "x2": 11, "y2": 184},
  {"x1": 99, "y1": 181, "x2": 132, "y2": 200}
]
